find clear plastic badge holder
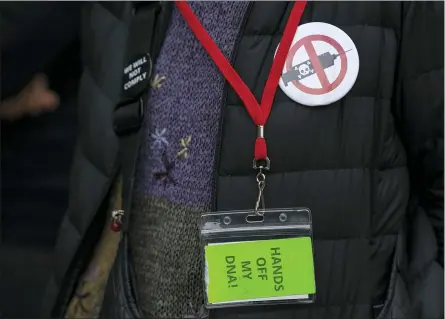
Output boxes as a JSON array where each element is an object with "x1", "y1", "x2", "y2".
[{"x1": 200, "y1": 208, "x2": 316, "y2": 309}]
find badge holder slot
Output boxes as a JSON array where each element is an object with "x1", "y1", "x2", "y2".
[
  {"x1": 200, "y1": 208, "x2": 316, "y2": 309},
  {"x1": 245, "y1": 214, "x2": 264, "y2": 223}
]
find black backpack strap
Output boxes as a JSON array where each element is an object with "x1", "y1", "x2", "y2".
[{"x1": 113, "y1": 1, "x2": 172, "y2": 232}]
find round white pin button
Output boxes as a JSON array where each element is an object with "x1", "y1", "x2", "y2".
[{"x1": 278, "y1": 22, "x2": 360, "y2": 106}]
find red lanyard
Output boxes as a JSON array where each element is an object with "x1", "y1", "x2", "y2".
[{"x1": 175, "y1": 1, "x2": 307, "y2": 165}]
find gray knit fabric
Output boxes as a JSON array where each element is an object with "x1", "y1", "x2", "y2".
[{"x1": 129, "y1": 2, "x2": 249, "y2": 318}]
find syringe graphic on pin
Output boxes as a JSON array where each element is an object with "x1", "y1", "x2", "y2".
[{"x1": 282, "y1": 49, "x2": 352, "y2": 87}]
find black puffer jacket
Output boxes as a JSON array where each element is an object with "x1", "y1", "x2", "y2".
[{"x1": 43, "y1": 2, "x2": 443, "y2": 319}]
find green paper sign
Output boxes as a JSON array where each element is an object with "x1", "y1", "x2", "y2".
[{"x1": 205, "y1": 237, "x2": 316, "y2": 304}]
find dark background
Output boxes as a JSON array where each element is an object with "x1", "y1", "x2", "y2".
[{"x1": 0, "y1": 2, "x2": 82, "y2": 317}]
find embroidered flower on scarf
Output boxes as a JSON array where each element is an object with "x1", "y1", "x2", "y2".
[
  {"x1": 153, "y1": 151, "x2": 176, "y2": 188},
  {"x1": 151, "y1": 74, "x2": 167, "y2": 89},
  {"x1": 152, "y1": 128, "x2": 169, "y2": 149},
  {"x1": 177, "y1": 136, "x2": 192, "y2": 159}
]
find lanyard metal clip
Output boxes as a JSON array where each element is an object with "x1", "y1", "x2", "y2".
[
  {"x1": 254, "y1": 168, "x2": 266, "y2": 215},
  {"x1": 253, "y1": 126, "x2": 269, "y2": 216}
]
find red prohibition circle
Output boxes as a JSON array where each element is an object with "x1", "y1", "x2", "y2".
[{"x1": 285, "y1": 34, "x2": 348, "y2": 95}]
